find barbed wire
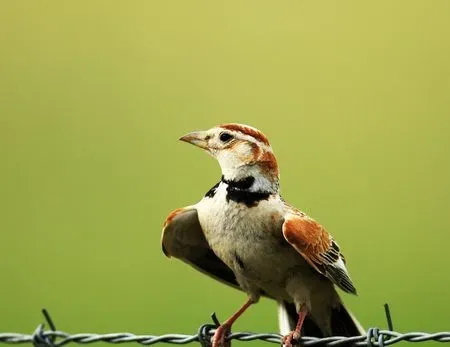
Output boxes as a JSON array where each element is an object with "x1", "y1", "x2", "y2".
[
  {"x1": 2, "y1": 328, "x2": 450, "y2": 347},
  {"x1": 0, "y1": 306, "x2": 449, "y2": 347}
]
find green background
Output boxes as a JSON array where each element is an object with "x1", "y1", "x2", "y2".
[{"x1": 1, "y1": 1, "x2": 449, "y2": 345}]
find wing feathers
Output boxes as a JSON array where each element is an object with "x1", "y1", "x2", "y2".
[
  {"x1": 282, "y1": 213, "x2": 357, "y2": 294},
  {"x1": 161, "y1": 206, "x2": 241, "y2": 290}
]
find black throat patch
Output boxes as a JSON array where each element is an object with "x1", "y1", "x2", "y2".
[
  {"x1": 204, "y1": 181, "x2": 220, "y2": 198},
  {"x1": 222, "y1": 176, "x2": 272, "y2": 207}
]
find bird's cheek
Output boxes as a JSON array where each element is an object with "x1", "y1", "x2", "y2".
[
  {"x1": 236, "y1": 148, "x2": 255, "y2": 165},
  {"x1": 217, "y1": 151, "x2": 237, "y2": 168}
]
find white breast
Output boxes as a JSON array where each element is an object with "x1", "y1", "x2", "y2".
[
  {"x1": 196, "y1": 182, "x2": 282, "y2": 246},
  {"x1": 196, "y1": 183, "x2": 289, "y2": 275}
]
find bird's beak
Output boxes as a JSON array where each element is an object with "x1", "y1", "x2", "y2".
[{"x1": 179, "y1": 131, "x2": 209, "y2": 150}]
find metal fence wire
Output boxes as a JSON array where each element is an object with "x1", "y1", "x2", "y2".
[{"x1": 0, "y1": 306, "x2": 449, "y2": 347}]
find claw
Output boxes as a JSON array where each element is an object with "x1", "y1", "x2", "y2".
[
  {"x1": 282, "y1": 331, "x2": 301, "y2": 347},
  {"x1": 212, "y1": 324, "x2": 231, "y2": 347},
  {"x1": 209, "y1": 298, "x2": 254, "y2": 347}
]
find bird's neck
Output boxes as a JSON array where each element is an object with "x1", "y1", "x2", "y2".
[{"x1": 221, "y1": 165, "x2": 279, "y2": 194}]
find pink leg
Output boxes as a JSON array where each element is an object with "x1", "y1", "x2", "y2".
[
  {"x1": 212, "y1": 298, "x2": 254, "y2": 347},
  {"x1": 282, "y1": 305, "x2": 308, "y2": 347}
]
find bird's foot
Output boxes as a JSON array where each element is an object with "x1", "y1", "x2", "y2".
[
  {"x1": 212, "y1": 323, "x2": 231, "y2": 347},
  {"x1": 281, "y1": 330, "x2": 301, "y2": 347}
]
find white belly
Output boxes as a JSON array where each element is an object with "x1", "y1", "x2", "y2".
[{"x1": 196, "y1": 184, "x2": 305, "y2": 298}]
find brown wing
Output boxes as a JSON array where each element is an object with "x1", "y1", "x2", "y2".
[
  {"x1": 161, "y1": 206, "x2": 240, "y2": 290},
  {"x1": 282, "y1": 213, "x2": 357, "y2": 294}
]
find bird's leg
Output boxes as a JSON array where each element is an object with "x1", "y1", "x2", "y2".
[
  {"x1": 212, "y1": 297, "x2": 254, "y2": 347},
  {"x1": 282, "y1": 304, "x2": 308, "y2": 347}
]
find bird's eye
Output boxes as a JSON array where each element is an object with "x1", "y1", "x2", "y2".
[{"x1": 219, "y1": 132, "x2": 234, "y2": 143}]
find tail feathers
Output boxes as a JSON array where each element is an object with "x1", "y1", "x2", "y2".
[
  {"x1": 278, "y1": 301, "x2": 364, "y2": 337},
  {"x1": 330, "y1": 304, "x2": 365, "y2": 336}
]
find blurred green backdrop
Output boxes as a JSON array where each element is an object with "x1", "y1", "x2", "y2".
[{"x1": 1, "y1": 1, "x2": 449, "y2": 345}]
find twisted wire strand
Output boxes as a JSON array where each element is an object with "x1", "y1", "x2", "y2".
[
  {"x1": 1, "y1": 308, "x2": 449, "y2": 346},
  {"x1": 1, "y1": 328, "x2": 450, "y2": 346}
]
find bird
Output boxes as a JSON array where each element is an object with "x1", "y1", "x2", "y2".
[{"x1": 161, "y1": 123, "x2": 363, "y2": 347}]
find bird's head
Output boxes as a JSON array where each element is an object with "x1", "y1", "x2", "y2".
[{"x1": 180, "y1": 123, "x2": 279, "y2": 190}]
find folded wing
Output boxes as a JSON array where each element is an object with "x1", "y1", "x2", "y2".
[
  {"x1": 161, "y1": 206, "x2": 240, "y2": 290},
  {"x1": 282, "y1": 212, "x2": 357, "y2": 294}
]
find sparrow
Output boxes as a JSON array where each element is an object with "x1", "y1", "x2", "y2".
[{"x1": 161, "y1": 123, "x2": 363, "y2": 347}]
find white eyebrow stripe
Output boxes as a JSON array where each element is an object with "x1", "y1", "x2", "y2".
[
  {"x1": 219, "y1": 128, "x2": 272, "y2": 153},
  {"x1": 240, "y1": 133, "x2": 272, "y2": 152}
]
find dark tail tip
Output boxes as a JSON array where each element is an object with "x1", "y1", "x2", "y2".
[
  {"x1": 280, "y1": 301, "x2": 363, "y2": 338},
  {"x1": 331, "y1": 303, "x2": 363, "y2": 337}
]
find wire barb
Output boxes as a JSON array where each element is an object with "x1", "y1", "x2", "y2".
[
  {"x1": 31, "y1": 324, "x2": 54, "y2": 347},
  {"x1": 210, "y1": 313, "x2": 221, "y2": 328},
  {"x1": 384, "y1": 304, "x2": 393, "y2": 332},
  {"x1": 197, "y1": 324, "x2": 214, "y2": 347},
  {"x1": 42, "y1": 310, "x2": 56, "y2": 334}
]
